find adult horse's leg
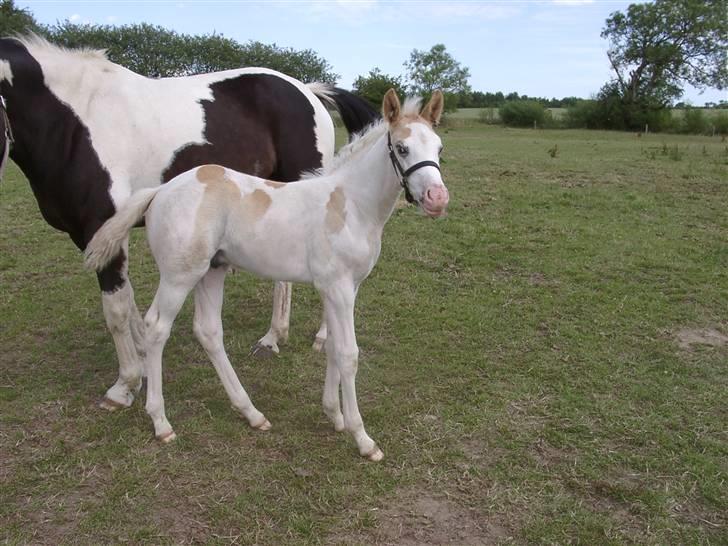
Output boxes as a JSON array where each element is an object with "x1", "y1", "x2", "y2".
[
  {"x1": 322, "y1": 280, "x2": 382, "y2": 461},
  {"x1": 251, "y1": 281, "x2": 291, "y2": 358},
  {"x1": 96, "y1": 240, "x2": 144, "y2": 410},
  {"x1": 194, "y1": 266, "x2": 270, "y2": 430}
]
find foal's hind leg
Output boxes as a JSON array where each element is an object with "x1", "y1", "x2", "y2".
[
  {"x1": 251, "y1": 281, "x2": 292, "y2": 358},
  {"x1": 194, "y1": 267, "x2": 270, "y2": 430},
  {"x1": 143, "y1": 276, "x2": 197, "y2": 442},
  {"x1": 96, "y1": 243, "x2": 144, "y2": 410}
]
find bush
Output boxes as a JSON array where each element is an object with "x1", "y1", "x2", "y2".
[
  {"x1": 564, "y1": 97, "x2": 674, "y2": 132},
  {"x1": 680, "y1": 107, "x2": 709, "y2": 134},
  {"x1": 712, "y1": 112, "x2": 728, "y2": 135},
  {"x1": 498, "y1": 100, "x2": 546, "y2": 127},
  {"x1": 565, "y1": 100, "x2": 602, "y2": 129},
  {"x1": 478, "y1": 108, "x2": 498, "y2": 124}
]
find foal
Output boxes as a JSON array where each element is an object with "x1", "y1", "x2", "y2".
[{"x1": 85, "y1": 89, "x2": 449, "y2": 460}]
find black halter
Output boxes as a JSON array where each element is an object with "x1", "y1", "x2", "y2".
[{"x1": 387, "y1": 132, "x2": 440, "y2": 204}]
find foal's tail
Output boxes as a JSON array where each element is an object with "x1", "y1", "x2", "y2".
[
  {"x1": 308, "y1": 83, "x2": 381, "y2": 139},
  {"x1": 84, "y1": 187, "x2": 161, "y2": 271}
]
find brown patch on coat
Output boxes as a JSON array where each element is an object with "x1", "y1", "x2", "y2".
[
  {"x1": 241, "y1": 189, "x2": 272, "y2": 220},
  {"x1": 325, "y1": 187, "x2": 347, "y2": 233},
  {"x1": 264, "y1": 180, "x2": 286, "y2": 189},
  {"x1": 196, "y1": 164, "x2": 226, "y2": 183}
]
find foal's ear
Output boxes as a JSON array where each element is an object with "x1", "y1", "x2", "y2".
[
  {"x1": 421, "y1": 90, "x2": 444, "y2": 126},
  {"x1": 382, "y1": 88, "x2": 401, "y2": 124}
]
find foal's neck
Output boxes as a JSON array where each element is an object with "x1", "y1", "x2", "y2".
[{"x1": 336, "y1": 133, "x2": 403, "y2": 229}]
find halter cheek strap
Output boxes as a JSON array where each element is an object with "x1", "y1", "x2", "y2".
[{"x1": 387, "y1": 132, "x2": 440, "y2": 204}]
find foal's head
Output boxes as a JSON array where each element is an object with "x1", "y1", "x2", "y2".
[{"x1": 382, "y1": 89, "x2": 449, "y2": 218}]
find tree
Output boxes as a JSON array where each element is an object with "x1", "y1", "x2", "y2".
[
  {"x1": 601, "y1": 0, "x2": 727, "y2": 128},
  {"x1": 404, "y1": 44, "x2": 470, "y2": 111},
  {"x1": 352, "y1": 68, "x2": 406, "y2": 108},
  {"x1": 45, "y1": 21, "x2": 337, "y2": 82},
  {"x1": 0, "y1": 0, "x2": 41, "y2": 36}
]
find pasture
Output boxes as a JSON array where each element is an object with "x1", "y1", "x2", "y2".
[{"x1": 1, "y1": 125, "x2": 726, "y2": 544}]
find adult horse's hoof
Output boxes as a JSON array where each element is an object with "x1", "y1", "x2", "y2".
[
  {"x1": 99, "y1": 396, "x2": 131, "y2": 411},
  {"x1": 312, "y1": 336, "x2": 326, "y2": 352},
  {"x1": 250, "y1": 342, "x2": 278, "y2": 359},
  {"x1": 156, "y1": 430, "x2": 177, "y2": 443},
  {"x1": 252, "y1": 418, "x2": 272, "y2": 431},
  {"x1": 363, "y1": 446, "x2": 384, "y2": 462}
]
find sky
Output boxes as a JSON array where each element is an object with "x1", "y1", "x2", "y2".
[{"x1": 16, "y1": 0, "x2": 727, "y2": 105}]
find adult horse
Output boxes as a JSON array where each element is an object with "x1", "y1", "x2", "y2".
[{"x1": 0, "y1": 35, "x2": 378, "y2": 410}]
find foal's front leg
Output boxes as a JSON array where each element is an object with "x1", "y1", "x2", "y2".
[
  {"x1": 323, "y1": 281, "x2": 383, "y2": 461},
  {"x1": 193, "y1": 267, "x2": 270, "y2": 430}
]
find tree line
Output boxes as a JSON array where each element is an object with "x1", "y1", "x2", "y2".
[
  {"x1": 0, "y1": 0, "x2": 337, "y2": 82},
  {"x1": 2, "y1": 0, "x2": 726, "y2": 133}
]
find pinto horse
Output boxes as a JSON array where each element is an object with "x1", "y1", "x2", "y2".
[
  {"x1": 0, "y1": 35, "x2": 378, "y2": 410},
  {"x1": 86, "y1": 89, "x2": 449, "y2": 460}
]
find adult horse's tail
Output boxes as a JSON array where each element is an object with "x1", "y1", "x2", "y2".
[
  {"x1": 84, "y1": 187, "x2": 161, "y2": 271},
  {"x1": 308, "y1": 84, "x2": 380, "y2": 138}
]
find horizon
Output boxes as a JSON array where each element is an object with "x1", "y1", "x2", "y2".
[{"x1": 17, "y1": 0, "x2": 727, "y2": 106}]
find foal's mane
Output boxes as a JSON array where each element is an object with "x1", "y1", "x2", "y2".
[
  {"x1": 15, "y1": 33, "x2": 109, "y2": 63},
  {"x1": 308, "y1": 97, "x2": 424, "y2": 178}
]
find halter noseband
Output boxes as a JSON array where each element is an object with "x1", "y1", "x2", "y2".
[{"x1": 387, "y1": 132, "x2": 440, "y2": 204}]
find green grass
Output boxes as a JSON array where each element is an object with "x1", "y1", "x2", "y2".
[{"x1": 1, "y1": 126, "x2": 727, "y2": 544}]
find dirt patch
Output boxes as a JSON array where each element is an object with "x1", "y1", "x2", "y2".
[
  {"x1": 329, "y1": 487, "x2": 513, "y2": 545},
  {"x1": 377, "y1": 490, "x2": 510, "y2": 545},
  {"x1": 675, "y1": 328, "x2": 728, "y2": 350}
]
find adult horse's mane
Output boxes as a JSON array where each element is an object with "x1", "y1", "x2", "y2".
[
  {"x1": 15, "y1": 33, "x2": 109, "y2": 63},
  {"x1": 312, "y1": 97, "x2": 424, "y2": 178}
]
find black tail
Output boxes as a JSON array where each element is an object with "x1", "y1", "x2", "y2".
[{"x1": 309, "y1": 84, "x2": 381, "y2": 139}]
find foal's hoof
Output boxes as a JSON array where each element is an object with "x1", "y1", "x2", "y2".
[
  {"x1": 250, "y1": 342, "x2": 278, "y2": 359},
  {"x1": 251, "y1": 418, "x2": 272, "y2": 431},
  {"x1": 99, "y1": 396, "x2": 131, "y2": 412},
  {"x1": 156, "y1": 430, "x2": 177, "y2": 444},
  {"x1": 363, "y1": 446, "x2": 384, "y2": 462},
  {"x1": 312, "y1": 336, "x2": 326, "y2": 352}
]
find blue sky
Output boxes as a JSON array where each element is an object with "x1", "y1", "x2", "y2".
[{"x1": 18, "y1": 0, "x2": 726, "y2": 105}]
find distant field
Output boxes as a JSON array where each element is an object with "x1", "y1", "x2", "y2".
[
  {"x1": 1, "y1": 126, "x2": 726, "y2": 544},
  {"x1": 451, "y1": 106, "x2": 727, "y2": 126}
]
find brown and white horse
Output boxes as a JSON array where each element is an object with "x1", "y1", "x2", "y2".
[
  {"x1": 0, "y1": 35, "x2": 378, "y2": 410},
  {"x1": 86, "y1": 90, "x2": 449, "y2": 460}
]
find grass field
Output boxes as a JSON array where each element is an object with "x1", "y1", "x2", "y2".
[
  {"x1": 450, "y1": 107, "x2": 727, "y2": 128},
  {"x1": 1, "y1": 125, "x2": 727, "y2": 544}
]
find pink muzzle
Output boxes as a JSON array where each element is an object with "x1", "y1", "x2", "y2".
[{"x1": 422, "y1": 185, "x2": 449, "y2": 217}]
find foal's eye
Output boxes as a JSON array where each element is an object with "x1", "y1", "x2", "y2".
[
  {"x1": 439, "y1": 146, "x2": 444, "y2": 156},
  {"x1": 396, "y1": 143, "x2": 409, "y2": 156}
]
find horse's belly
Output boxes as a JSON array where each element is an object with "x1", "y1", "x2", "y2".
[{"x1": 224, "y1": 235, "x2": 311, "y2": 283}]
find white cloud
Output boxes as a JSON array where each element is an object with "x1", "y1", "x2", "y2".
[
  {"x1": 69, "y1": 13, "x2": 92, "y2": 25},
  {"x1": 106, "y1": 15, "x2": 118, "y2": 24},
  {"x1": 552, "y1": 0, "x2": 595, "y2": 5}
]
